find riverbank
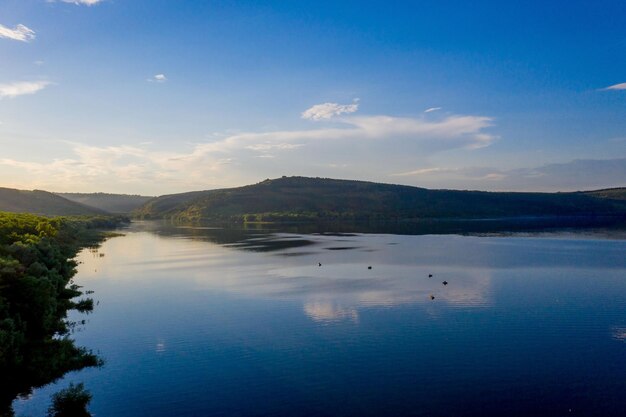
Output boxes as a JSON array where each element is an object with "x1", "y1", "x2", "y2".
[{"x1": 0, "y1": 212, "x2": 128, "y2": 416}]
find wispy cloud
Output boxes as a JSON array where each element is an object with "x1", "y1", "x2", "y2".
[
  {"x1": 391, "y1": 166, "x2": 505, "y2": 181},
  {"x1": 0, "y1": 81, "x2": 51, "y2": 99},
  {"x1": 424, "y1": 107, "x2": 442, "y2": 113},
  {"x1": 391, "y1": 159, "x2": 626, "y2": 191},
  {"x1": 391, "y1": 167, "x2": 450, "y2": 176},
  {"x1": 0, "y1": 103, "x2": 496, "y2": 192},
  {"x1": 0, "y1": 24, "x2": 35, "y2": 42},
  {"x1": 56, "y1": 0, "x2": 104, "y2": 5},
  {"x1": 602, "y1": 82, "x2": 626, "y2": 91},
  {"x1": 245, "y1": 143, "x2": 304, "y2": 151},
  {"x1": 301, "y1": 99, "x2": 359, "y2": 120},
  {"x1": 148, "y1": 74, "x2": 167, "y2": 83}
]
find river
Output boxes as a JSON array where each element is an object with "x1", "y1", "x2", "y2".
[{"x1": 13, "y1": 221, "x2": 626, "y2": 416}]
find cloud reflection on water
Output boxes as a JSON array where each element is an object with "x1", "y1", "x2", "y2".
[
  {"x1": 303, "y1": 301, "x2": 360, "y2": 323},
  {"x1": 77, "y1": 224, "x2": 501, "y2": 323},
  {"x1": 612, "y1": 327, "x2": 626, "y2": 342},
  {"x1": 78, "y1": 223, "x2": 625, "y2": 327}
]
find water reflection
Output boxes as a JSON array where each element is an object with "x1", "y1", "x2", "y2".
[
  {"x1": 14, "y1": 221, "x2": 626, "y2": 417},
  {"x1": 130, "y1": 218, "x2": 626, "y2": 250},
  {"x1": 90, "y1": 223, "x2": 626, "y2": 324},
  {"x1": 69, "y1": 223, "x2": 626, "y2": 330},
  {"x1": 155, "y1": 339, "x2": 166, "y2": 353},
  {"x1": 303, "y1": 301, "x2": 359, "y2": 322},
  {"x1": 612, "y1": 327, "x2": 626, "y2": 342}
]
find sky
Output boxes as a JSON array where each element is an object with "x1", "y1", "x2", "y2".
[{"x1": 0, "y1": 0, "x2": 625, "y2": 195}]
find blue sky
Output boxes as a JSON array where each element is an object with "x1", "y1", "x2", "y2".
[{"x1": 0, "y1": 0, "x2": 625, "y2": 194}]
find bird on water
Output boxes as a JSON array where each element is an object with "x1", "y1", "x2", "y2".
[{"x1": 443, "y1": 281, "x2": 448, "y2": 286}]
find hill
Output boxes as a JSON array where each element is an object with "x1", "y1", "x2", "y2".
[
  {"x1": 583, "y1": 188, "x2": 626, "y2": 201},
  {"x1": 134, "y1": 176, "x2": 626, "y2": 222},
  {"x1": 130, "y1": 190, "x2": 207, "y2": 219},
  {"x1": 0, "y1": 187, "x2": 107, "y2": 216},
  {"x1": 57, "y1": 192, "x2": 153, "y2": 213}
]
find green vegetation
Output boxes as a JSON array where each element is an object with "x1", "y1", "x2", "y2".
[
  {"x1": 0, "y1": 212, "x2": 128, "y2": 416},
  {"x1": 0, "y1": 188, "x2": 106, "y2": 216},
  {"x1": 133, "y1": 176, "x2": 626, "y2": 223},
  {"x1": 57, "y1": 192, "x2": 153, "y2": 214},
  {"x1": 47, "y1": 383, "x2": 92, "y2": 417},
  {"x1": 134, "y1": 190, "x2": 210, "y2": 219}
]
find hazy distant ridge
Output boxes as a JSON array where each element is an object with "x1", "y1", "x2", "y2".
[
  {"x1": 57, "y1": 192, "x2": 153, "y2": 214},
  {"x1": 133, "y1": 176, "x2": 626, "y2": 222}
]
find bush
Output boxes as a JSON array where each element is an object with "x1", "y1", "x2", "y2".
[{"x1": 47, "y1": 383, "x2": 92, "y2": 417}]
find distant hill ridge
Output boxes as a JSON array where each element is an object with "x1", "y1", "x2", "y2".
[
  {"x1": 133, "y1": 176, "x2": 626, "y2": 222},
  {"x1": 0, "y1": 188, "x2": 107, "y2": 216},
  {"x1": 57, "y1": 192, "x2": 153, "y2": 213}
]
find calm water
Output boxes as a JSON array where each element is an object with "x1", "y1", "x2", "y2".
[{"x1": 13, "y1": 222, "x2": 626, "y2": 417}]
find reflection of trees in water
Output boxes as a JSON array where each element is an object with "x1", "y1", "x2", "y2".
[
  {"x1": 1, "y1": 338, "x2": 100, "y2": 416},
  {"x1": 133, "y1": 217, "x2": 626, "y2": 253},
  {"x1": 47, "y1": 383, "x2": 93, "y2": 417}
]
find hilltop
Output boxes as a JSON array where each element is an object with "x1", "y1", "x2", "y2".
[
  {"x1": 0, "y1": 187, "x2": 107, "y2": 216},
  {"x1": 134, "y1": 176, "x2": 626, "y2": 222},
  {"x1": 57, "y1": 192, "x2": 153, "y2": 213},
  {"x1": 582, "y1": 188, "x2": 626, "y2": 201}
]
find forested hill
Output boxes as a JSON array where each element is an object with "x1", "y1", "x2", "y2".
[
  {"x1": 57, "y1": 192, "x2": 153, "y2": 213},
  {"x1": 133, "y1": 176, "x2": 626, "y2": 222},
  {"x1": 0, "y1": 187, "x2": 107, "y2": 216}
]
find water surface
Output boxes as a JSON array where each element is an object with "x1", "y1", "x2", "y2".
[{"x1": 14, "y1": 222, "x2": 626, "y2": 416}]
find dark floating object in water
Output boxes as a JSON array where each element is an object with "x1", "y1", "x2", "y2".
[
  {"x1": 318, "y1": 262, "x2": 322, "y2": 267},
  {"x1": 428, "y1": 274, "x2": 433, "y2": 278},
  {"x1": 368, "y1": 266, "x2": 372, "y2": 270},
  {"x1": 430, "y1": 294, "x2": 435, "y2": 300},
  {"x1": 443, "y1": 281, "x2": 448, "y2": 286}
]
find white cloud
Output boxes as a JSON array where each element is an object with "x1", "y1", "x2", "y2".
[
  {"x1": 391, "y1": 167, "x2": 450, "y2": 177},
  {"x1": 245, "y1": 143, "x2": 304, "y2": 151},
  {"x1": 604, "y1": 82, "x2": 626, "y2": 91},
  {"x1": 301, "y1": 99, "x2": 359, "y2": 120},
  {"x1": 148, "y1": 74, "x2": 167, "y2": 83},
  {"x1": 0, "y1": 24, "x2": 35, "y2": 42},
  {"x1": 0, "y1": 81, "x2": 51, "y2": 99},
  {"x1": 57, "y1": 0, "x2": 104, "y2": 5},
  {"x1": 424, "y1": 107, "x2": 442, "y2": 113},
  {"x1": 0, "y1": 103, "x2": 496, "y2": 192}
]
